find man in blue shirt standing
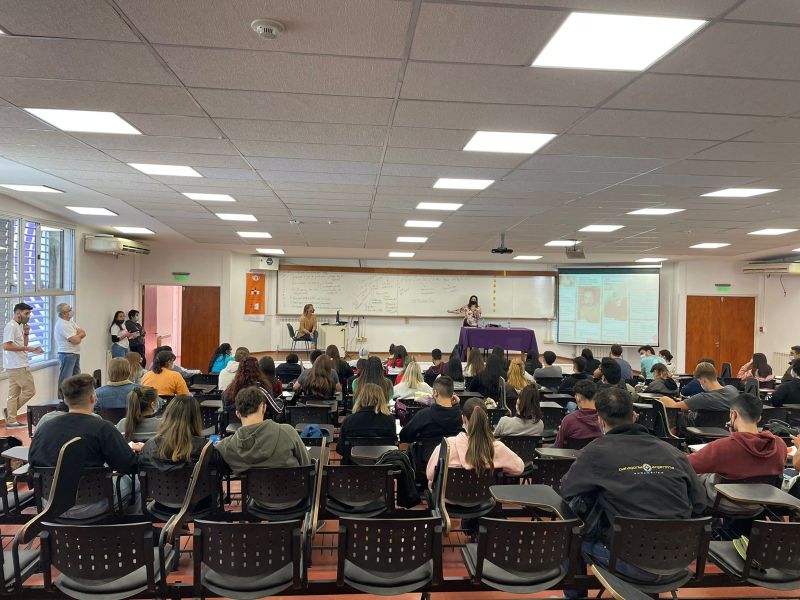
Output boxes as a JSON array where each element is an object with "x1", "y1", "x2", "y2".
[{"x1": 638, "y1": 345, "x2": 665, "y2": 381}]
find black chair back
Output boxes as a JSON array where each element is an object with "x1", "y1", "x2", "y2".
[
  {"x1": 541, "y1": 403, "x2": 566, "y2": 431},
  {"x1": 487, "y1": 407, "x2": 510, "y2": 429},
  {"x1": 140, "y1": 462, "x2": 220, "y2": 521},
  {"x1": 563, "y1": 436, "x2": 596, "y2": 451},
  {"x1": 241, "y1": 465, "x2": 316, "y2": 521},
  {"x1": 694, "y1": 410, "x2": 730, "y2": 429},
  {"x1": 287, "y1": 323, "x2": 297, "y2": 339},
  {"x1": 320, "y1": 465, "x2": 394, "y2": 518},
  {"x1": 500, "y1": 435, "x2": 542, "y2": 462},
  {"x1": 535, "y1": 376, "x2": 563, "y2": 390},
  {"x1": 444, "y1": 467, "x2": 499, "y2": 518},
  {"x1": 32, "y1": 466, "x2": 115, "y2": 517},
  {"x1": 95, "y1": 407, "x2": 126, "y2": 424},
  {"x1": 286, "y1": 405, "x2": 330, "y2": 427},
  {"x1": 633, "y1": 403, "x2": 659, "y2": 433},
  {"x1": 720, "y1": 362, "x2": 732, "y2": 379},
  {"x1": 740, "y1": 520, "x2": 800, "y2": 579},
  {"x1": 532, "y1": 457, "x2": 573, "y2": 494},
  {"x1": 92, "y1": 369, "x2": 101, "y2": 389},
  {"x1": 191, "y1": 373, "x2": 219, "y2": 387}
]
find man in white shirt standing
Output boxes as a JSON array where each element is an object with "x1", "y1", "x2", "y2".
[
  {"x1": 3, "y1": 302, "x2": 44, "y2": 427},
  {"x1": 54, "y1": 302, "x2": 86, "y2": 394}
]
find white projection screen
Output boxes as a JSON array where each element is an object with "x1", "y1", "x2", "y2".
[{"x1": 557, "y1": 268, "x2": 660, "y2": 346}]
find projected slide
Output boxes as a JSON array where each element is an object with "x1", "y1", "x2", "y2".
[{"x1": 557, "y1": 268, "x2": 660, "y2": 345}]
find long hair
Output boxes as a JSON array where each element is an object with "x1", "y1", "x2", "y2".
[
  {"x1": 394, "y1": 345, "x2": 408, "y2": 366},
  {"x1": 581, "y1": 348, "x2": 594, "y2": 362},
  {"x1": 466, "y1": 348, "x2": 484, "y2": 376},
  {"x1": 126, "y1": 352, "x2": 143, "y2": 382},
  {"x1": 224, "y1": 356, "x2": 267, "y2": 404},
  {"x1": 516, "y1": 384, "x2": 543, "y2": 422},
  {"x1": 258, "y1": 356, "x2": 278, "y2": 389},
  {"x1": 352, "y1": 382, "x2": 390, "y2": 415},
  {"x1": 152, "y1": 350, "x2": 175, "y2": 375},
  {"x1": 156, "y1": 395, "x2": 202, "y2": 463},
  {"x1": 304, "y1": 355, "x2": 334, "y2": 398},
  {"x1": 124, "y1": 386, "x2": 157, "y2": 442},
  {"x1": 325, "y1": 344, "x2": 347, "y2": 373},
  {"x1": 208, "y1": 343, "x2": 232, "y2": 372},
  {"x1": 355, "y1": 356, "x2": 392, "y2": 399},
  {"x1": 506, "y1": 358, "x2": 527, "y2": 391},
  {"x1": 468, "y1": 295, "x2": 478, "y2": 308},
  {"x1": 108, "y1": 310, "x2": 125, "y2": 333},
  {"x1": 659, "y1": 349, "x2": 673, "y2": 363},
  {"x1": 401, "y1": 358, "x2": 424, "y2": 388},
  {"x1": 483, "y1": 354, "x2": 504, "y2": 387},
  {"x1": 444, "y1": 353, "x2": 463, "y2": 381},
  {"x1": 751, "y1": 353, "x2": 772, "y2": 378},
  {"x1": 463, "y1": 398, "x2": 494, "y2": 474},
  {"x1": 303, "y1": 303, "x2": 314, "y2": 315}
]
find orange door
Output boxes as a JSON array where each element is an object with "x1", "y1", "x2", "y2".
[
  {"x1": 180, "y1": 286, "x2": 220, "y2": 371},
  {"x1": 685, "y1": 295, "x2": 754, "y2": 374},
  {"x1": 718, "y1": 296, "x2": 756, "y2": 375}
]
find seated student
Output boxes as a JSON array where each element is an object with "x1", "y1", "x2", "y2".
[
  {"x1": 424, "y1": 348, "x2": 445, "y2": 384},
  {"x1": 224, "y1": 356, "x2": 283, "y2": 421},
  {"x1": 151, "y1": 345, "x2": 195, "y2": 380},
  {"x1": 258, "y1": 356, "x2": 284, "y2": 398},
  {"x1": 353, "y1": 356, "x2": 394, "y2": 403},
  {"x1": 494, "y1": 384, "x2": 544, "y2": 438},
  {"x1": 208, "y1": 343, "x2": 234, "y2": 374},
  {"x1": 464, "y1": 348, "x2": 484, "y2": 378},
  {"x1": 638, "y1": 345, "x2": 665, "y2": 381},
  {"x1": 737, "y1": 352, "x2": 775, "y2": 385},
  {"x1": 117, "y1": 386, "x2": 161, "y2": 441},
  {"x1": 561, "y1": 387, "x2": 706, "y2": 598},
  {"x1": 426, "y1": 398, "x2": 524, "y2": 488},
  {"x1": 781, "y1": 345, "x2": 800, "y2": 383},
  {"x1": 681, "y1": 357, "x2": 723, "y2": 397},
  {"x1": 326, "y1": 344, "x2": 354, "y2": 386},
  {"x1": 387, "y1": 344, "x2": 407, "y2": 369},
  {"x1": 385, "y1": 343, "x2": 396, "y2": 367},
  {"x1": 558, "y1": 356, "x2": 591, "y2": 394},
  {"x1": 643, "y1": 362, "x2": 678, "y2": 395},
  {"x1": 337, "y1": 382, "x2": 396, "y2": 464},
  {"x1": 468, "y1": 354, "x2": 518, "y2": 406},
  {"x1": 772, "y1": 358, "x2": 800, "y2": 407},
  {"x1": 581, "y1": 348, "x2": 600, "y2": 376},
  {"x1": 440, "y1": 351, "x2": 466, "y2": 392},
  {"x1": 349, "y1": 347, "x2": 369, "y2": 368},
  {"x1": 276, "y1": 353, "x2": 303, "y2": 383},
  {"x1": 30, "y1": 374, "x2": 142, "y2": 517},
  {"x1": 506, "y1": 357, "x2": 536, "y2": 394},
  {"x1": 659, "y1": 349, "x2": 676, "y2": 377},
  {"x1": 293, "y1": 354, "x2": 341, "y2": 396},
  {"x1": 218, "y1": 346, "x2": 249, "y2": 392},
  {"x1": 593, "y1": 344, "x2": 633, "y2": 382},
  {"x1": 660, "y1": 362, "x2": 740, "y2": 416},
  {"x1": 555, "y1": 379, "x2": 602, "y2": 449},
  {"x1": 95, "y1": 357, "x2": 136, "y2": 409},
  {"x1": 399, "y1": 376, "x2": 462, "y2": 443},
  {"x1": 688, "y1": 393, "x2": 786, "y2": 513},
  {"x1": 524, "y1": 351, "x2": 542, "y2": 375},
  {"x1": 127, "y1": 352, "x2": 145, "y2": 385},
  {"x1": 216, "y1": 386, "x2": 312, "y2": 475},
  {"x1": 394, "y1": 359, "x2": 433, "y2": 400},
  {"x1": 142, "y1": 350, "x2": 190, "y2": 397},
  {"x1": 597, "y1": 358, "x2": 638, "y2": 399},
  {"x1": 533, "y1": 350, "x2": 562, "y2": 379}
]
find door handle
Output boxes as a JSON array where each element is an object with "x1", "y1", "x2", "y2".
[{"x1": 715, "y1": 341, "x2": 720, "y2": 347}]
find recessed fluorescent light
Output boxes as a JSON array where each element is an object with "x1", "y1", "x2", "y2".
[
  {"x1": 114, "y1": 226, "x2": 154, "y2": 235},
  {"x1": 702, "y1": 188, "x2": 779, "y2": 198},
  {"x1": 416, "y1": 202, "x2": 463, "y2": 211},
  {"x1": 216, "y1": 213, "x2": 256, "y2": 222},
  {"x1": 237, "y1": 231, "x2": 272, "y2": 239},
  {"x1": 627, "y1": 208, "x2": 685, "y2": 216},
  {"x1": 25, "y1": 108, "x2": 141, "y2": 134},
  {"x1": 182, "y1": 192, "x2": 235, "y2": 202},
  {"x1": 514, "y1": 255, "x2": 543, "y2": 261},
  {"x1": 690, "y1": 242, "x2": 730, "y2": 249},
  {"x1": 405, "y1": 220, "x2": 442, "y2": 228},
  {"x1": 793, "y1": 248, "x2": 800, "y2": 252},
  {"x1": 128, "y1": 163, "x2": 202, "y2": 177},
  {"x1": 257, "y1": 248, "x2": 284, "y2": 255},
  {"x1": 748, "y1": 228, "x2": 798, "y2": 236},
  {"x1": 636, "y1": 257, "x2": 667, "y2": 263},
  {"x1": 41, "y1": 226, "x2": 62, "y2": 232},
  {"x1": 433, "y1": 178, "x2": 494, "y2": 190},
  {"x1": 463, "y1": 131, "x2": 557, "y2": 154},
  {"x1": 545, "y1": 240, "x2": 579, "y2": 247},
  {"x1": 397, "y1": 236, "x2": 428, "y2": 243},
  {"x1": 66, "y1": 206, "x2": 118, "y2": 216},
  {"x1": 579, "y1": 224, "x2": 624, "y2": 233},
  {"x1": 0, "y1": 184, "x2": 62, "y2": 193},
  {"x1": 389, "y1": 252, "x2": 415, "y2": 258},
  {"x1": 532, "y1": 12, "x2": 706, "y2": 71}
]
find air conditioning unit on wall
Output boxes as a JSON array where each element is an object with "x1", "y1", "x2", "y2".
[
  {"x1": 742, "y1": 261, "x2": 800, "y2": 275},
  {"x1": 84, "y1": 235, "x2": 150, "y2": 256}
]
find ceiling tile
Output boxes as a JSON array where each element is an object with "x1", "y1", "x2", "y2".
[
  {"x1": 455, "y1": 0, "x2": 737, "y2": 18},
  {"x1": 518, "y1": 155, "x2": 667, "y2": 173},
  {"x1": 72, "y1": 134, "x2": 238, "y2": 154},
  {"x1": 0, "y1": 0, "x2": 139, "y2": 41},
  {"x1": 693, "y1": 141, "x2": 800, "y2": 162},
  {"x1": 120, "y1": 114, "x2": 223, "y2": 138},
  {"x1": 727, "y1": 0, "x2": 800, "y2": 24},
  {"x1": 383, "y1": 147, "x2": 523, "y2": 168},
  {"x1": 233, "y1": 141, "x2": 383, "y2": 162},
  {"x1": 541, "y1": 135, "x2": 715, "y2": 158}
]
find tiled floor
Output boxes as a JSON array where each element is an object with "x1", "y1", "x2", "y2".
[{"x1": 3, "y1": 415, "x2": 799, "y2": 599}]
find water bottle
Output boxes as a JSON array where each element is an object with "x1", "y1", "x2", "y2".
[{"x1": 506, "y1": 319, "x2": 512, "y2": 329}]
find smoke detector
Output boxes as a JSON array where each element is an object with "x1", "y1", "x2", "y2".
[{"x1": 251, "y1": 19, "x2": 285, "y2": 40}]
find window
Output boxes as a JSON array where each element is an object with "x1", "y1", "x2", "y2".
[{"x1": 0, "y1": 214, "x2": 75, "y2": 372}]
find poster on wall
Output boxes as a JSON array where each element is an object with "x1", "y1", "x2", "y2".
[{"x1": 244, "y1": 272, "x2": 266, "y2": 322}]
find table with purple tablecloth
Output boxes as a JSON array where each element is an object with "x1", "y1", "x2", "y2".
[{"x1": 459, "y1": 327, "x2": 538, "y2": 359}]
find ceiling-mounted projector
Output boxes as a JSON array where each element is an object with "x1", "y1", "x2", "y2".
[
  {"x1": 491, "y1": 233, "x2": 513, "y2": 254},
  {"x1": 565, "y1": 242, "x2": 585, "y2": 259}
]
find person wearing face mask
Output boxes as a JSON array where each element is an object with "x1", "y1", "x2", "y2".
[
  {"x1": 109, "y1": 310, "x2": 136, "y2": 359},
  {"x1": 448, "y1": 295, "x2": 481, "y2": 327},
  {"x1": 3, "y1": 302, "x2": 45, "y2": 428},
  {"x1": 125, "y1": 309, "x2": 146, "y2": 367}
]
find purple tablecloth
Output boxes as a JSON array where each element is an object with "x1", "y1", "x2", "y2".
[{"x1": 459, "y1": 327, "x2": 538, "y2": 359}]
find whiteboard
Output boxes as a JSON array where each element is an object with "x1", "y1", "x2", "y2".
[{"x1": 277, "y1": 270, "x2": 555, "y2": 318}]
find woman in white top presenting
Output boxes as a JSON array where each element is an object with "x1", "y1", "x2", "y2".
[
  {"x1": 109, "y1": 310, "x2": 137, "y2": 359},
  {"x1": 449, "y1": 295, "x2": 481, "y2": 327}
]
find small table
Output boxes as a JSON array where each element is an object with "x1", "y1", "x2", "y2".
[
  {"x1": 535, "y1": 447, "x2": 580, "y2": 460},
  {"x1": 351, "y1": 445, "x2": 397, "y2": 465},
  {"x1": 540, "y1": 401, "x2": 565, "y2": 410},
  {"x1": 1, "y1": 446, "x2": 29, "y2": 463},
  {"x1": 199, "y1": 400, "x2": 222, "y2": 409},
  {"x1": 714, "y1": 483, "x2": 800, "y2": 513},
  {"x1": 190, "y1": 383, "x2": 217, "y2": 395},
  {"x1": 637, "y1": 392, "x2": 668, "y2": 401},
  {"x1": 489, "y1": 484, "x2": 576, "y2": 520},
  {"x1": 543, "y1": 394, "x2": 574, "y2": 407}
]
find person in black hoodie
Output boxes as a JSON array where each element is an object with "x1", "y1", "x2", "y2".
[
  {"x1": 524, "y1": 351, "x2": 542, "y2": 375},
  {"x1": 643, "y1": 362, "x2": 678, "y2": 395},
  {"x1": 558, "y1": 356, "x2": 591, "y2": 394},
  {"x1": 581, "y1": 348, "x2": 600, "y2": 377},
  {"x1": 399, "y1": 376, "x2": 462, "y2": 443},
  {"x1": 467, "y1": 354, "x2": 517, "y2": 407},
  {"x1": 337, "y1": 382, "x2": 396, "y2": 464},
  {"x1": 772, "y1": 358, "x2": 800, "y2": 407},
  {"x1": 561, "y1": 386, "x2": 706, "y2": 598}
]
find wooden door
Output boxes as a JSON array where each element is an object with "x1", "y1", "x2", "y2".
[
  {"x1": 180, "y1": 286, "x2": 220, "y2": 371},
  {"x1": 685, "y1": 295, "x2": 754, "y2": 374},
  {"x1": 141, "y1": 285, "x2": 159, "y2": 366}
]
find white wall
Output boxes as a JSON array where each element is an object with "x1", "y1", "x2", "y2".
[
  {"x1": 761, "y1": 273, "x2": 800, "y2": 358},
  {"x1": 0, "y1": 362, "x2": 59, "y2": 412}
]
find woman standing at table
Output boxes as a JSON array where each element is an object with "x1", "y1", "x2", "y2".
[{"x1": 448, "y1": 295, "x2": 481, "y2": 327}]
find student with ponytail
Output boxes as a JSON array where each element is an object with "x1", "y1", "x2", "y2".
[
  {"x1": 425, "y1": 398, "x2": 524, "y2": 488},
  {"x1": 117, "y1": 386, "x2": 161, "y2": 441}
]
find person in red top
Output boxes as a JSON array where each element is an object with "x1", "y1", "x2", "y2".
[
  {"x1": 555, "y1": 379, "x2": 602, "y2": 449},
  {"x1": 688, "y1": 392, "x2": 787, "y2": 514}
]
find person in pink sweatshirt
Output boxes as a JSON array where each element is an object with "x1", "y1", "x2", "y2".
[
  {"x1": 688, "y1": 392, "x2": 786, "y2": 514},
  {"x1": 426, "y1": 398, "x2": 525, "y2": 489}
]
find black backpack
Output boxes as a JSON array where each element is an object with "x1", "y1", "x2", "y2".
[
  {"x1": 376, "y1": 450, "x2": 421, "y2": 508},
  {"x1": 762, "y1": 419, "x2": 798, "y2": 438}
]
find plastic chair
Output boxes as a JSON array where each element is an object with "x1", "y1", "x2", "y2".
[
  {"x1": 241, "y1": 465, "x2": 316, "y2": 522},
  {"x1": 0, "y1": 436, "x2": 33, "y2": 517},
  {"x1": 26, "y1": 399, "x2": 65, "y2": 438},
  {"x1": 442, "y1": 467, "x2": 500, "y2": 524},
  {"x1": 499, "y1": 435, "x2": 542, "y2": 463},
  {"x1": 32, "y1": 466, "x2": 117, "y2": 523},
  {"x1": 531, "y1": 457, "x2": 574, "y2": 494},
  {"x1": 140, "y1": 462, "x2": 222, "y2": 522},
  {"x1": 95, "y1": 407, "x2": 126, "y2": 424},
  {"x1": 286, "y1": 405, "x2": 330, "y2": 427},
  {"x1": 287, "y1": 323, "x2": 311, "y2": 359},
  {"x1": 487, "y1": 407, "x2": 510, "y2": 430},
  {"x1": 319, "y1": 465, "x2": 394, "y2": 518}
]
